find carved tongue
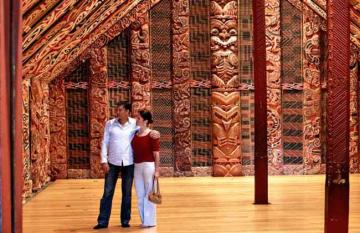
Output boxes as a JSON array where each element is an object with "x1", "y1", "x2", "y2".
[{"x1": 222, "y1": 119, "x2": 232, "y2": 131}]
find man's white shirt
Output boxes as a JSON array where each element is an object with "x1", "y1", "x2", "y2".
[{"x1": 100, "y1": 117, "x2": 139, "y2": 166}]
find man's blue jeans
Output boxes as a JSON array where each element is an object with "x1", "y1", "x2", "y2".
[{"x1": 97, "y1": 163, "x2": 134, "y2": 226}]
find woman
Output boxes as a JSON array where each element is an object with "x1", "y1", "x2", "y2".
[{"x1": 131, "y1": 110, "x2": 160, "y2": 227}]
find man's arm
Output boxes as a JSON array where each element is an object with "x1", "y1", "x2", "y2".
[{"x1": 100, "y1": 121, "x2": 110, "y2": 173}]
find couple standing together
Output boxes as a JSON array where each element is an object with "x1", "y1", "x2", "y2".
[{"x1": 93, "y1": 102, "x2": 160, "y2": 229}]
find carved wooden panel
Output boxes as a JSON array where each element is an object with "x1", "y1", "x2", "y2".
[
  {"x1": 211, "y1": 0, "x2": 241, "y2": 176},
  {"x1": 130, "y1": 12, "x2": 151, "y2": 115},
  {"x1": 350, "y1": 44, "x2": 359, "y2": 173},
  {"x1": 30, "y1": 79, "x2": 51, "y2": 191},
  {"x1": 302, "y1": 4, "x2": 322, "y2": 174},
  {"x1": 89, "y1": 48, "x2": 109, "y2": 178},
  {"x1": 22, "y1": 79, "x2": 32, "y2": 197},
  {"x1": 172, "y1": 0, "x2": 192, "y2": 175},
  {"x1": 266, "y1": 0, "x2": 283, "y2": 175},
  {"x1": 49, "y1": 78, "x2": 67, "y2": 179}
]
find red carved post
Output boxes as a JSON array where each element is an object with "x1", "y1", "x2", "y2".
[
  {"x1": 0, "y1": 0, "x2": 23, "y2": 231},
  {"x1": 325, "y1": 1, "x2": 350, "y2": 232},
  {"x1": 253, "y1": 0, "x2": 268, "y2": 204}
]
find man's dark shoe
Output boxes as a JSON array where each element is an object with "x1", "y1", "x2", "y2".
[
  {"x1": 121, "y1": 223, "x2": 130, "y2": 228},
  {"x1": 93, "y1": 224, "x2": 108, "y2": 229}
]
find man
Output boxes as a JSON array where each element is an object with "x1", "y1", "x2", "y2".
[{"x1": 93, "y1": 102, "x2": 159, "y2": 229}]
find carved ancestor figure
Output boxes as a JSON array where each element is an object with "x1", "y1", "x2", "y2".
[
  {"x1": 210, "y1": 0, "x2": 241, "y2": 176},
  {"x1": 130, "y1": 13, "x2": 151, "y2": 115},
  {"x1": 212, "y1": 92, "x2": 241, "y2": 176},
  {"x1": 302, "y1": 6, "x2": 322, "y2": 174}
]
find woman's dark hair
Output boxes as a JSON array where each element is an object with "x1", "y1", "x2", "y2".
[
  {"x1": 139, "y1": 110, "x2": 153, "y2": 124},
  {"x1": 118, "y1": 102, "x2": 132, "y2": 112}
]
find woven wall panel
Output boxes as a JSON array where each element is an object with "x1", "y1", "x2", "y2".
[
  {"x1": 150, "y1": 0, "x2": 171, "y2": 83},
  {"x1": 108, "y1": 88, "x2": 130, "y2": 118},
  {"x1": 239, "y1": 0, "x2": 254, "y2": 173},
  {"x1": 107, "y1": 30, "x2": 131, "y2": 119},
  {"x1": 191, "y1": 88, "x2": 212, "y2": 166},
  {"x1": 282, "y1": 90, "x2": 304, "y2": 164},
  {"x1": 189, "y1": 0, "x2": 211, "y2": 82},
  {"x1": 281, "y1": 0, "x2": 302, "y2": 83},
  {"x1": 239, "y1": 0, "x2": 253, "y2": 85},
  {"x1": 150, "y1": 0, "x2": 174, "y2": 168},
  {"x1": 66, "y1": 62, "x2": 90, "y2": 170},
  {"x1": 190, "y1": 0, "x2": 212, "y2": 167},
  {"x1": 151, "y1": 89, "x2": 174, "y2": 167},
  {"x1": 107, "y1": 29, "x2": 130, "y2": 82},
  {"x1": 280, "y1": 1, "x2": 303, "y2": 166},
  {"x1": 240, "y1": 91, "x2": 254, "y2": 168}
]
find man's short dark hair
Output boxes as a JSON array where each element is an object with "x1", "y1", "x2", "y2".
[{"x1": 118, "y1": 102, "x2": 132, "y2": 112}]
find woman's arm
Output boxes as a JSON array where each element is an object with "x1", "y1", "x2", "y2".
[{"x1": 153, "y1": 151, "x2": 160, "y2": 177}]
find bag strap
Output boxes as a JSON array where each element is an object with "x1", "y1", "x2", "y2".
[
  {"x1": 152, "y1": 177, "x2": 160, "y2": 194},
  {"x1": 156, "y1": 178, "x2": 160, "y2": 194}
]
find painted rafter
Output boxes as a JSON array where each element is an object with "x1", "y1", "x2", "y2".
[
  {"x1": 24, "y1": 0, "x2": 128, "y2": 75},
  {"x1": 23, "y1": 0, "x2": 81, "y2": 48},
  {"x1": 22, "y1": 0, "x2": 42, "y2": 16},
  {"x1": 23, "y1": 0, "x2": 63, "y2": 33},
  {"x1": 42, "y1": 0, "x2": 160, "y2": 83},
  {"x1": 23, "y1": 0, "x2": 105, "y2": 63}
]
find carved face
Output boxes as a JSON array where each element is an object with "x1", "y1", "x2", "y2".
[
  {"x1": 304, "y1": 34, "x2": 320, "y2": 65},
  {"x1": 211, "y1": 18, "x2": 237, "y2": 52}
]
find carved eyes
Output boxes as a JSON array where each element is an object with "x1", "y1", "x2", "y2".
[
  {"x1": 211, "y1": 28, "x2": 219, "y2": 36},
  {"x1": 229, "y1": 29, "x2": 237, "y2": 36}
]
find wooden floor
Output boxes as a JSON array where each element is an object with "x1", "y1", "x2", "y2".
[{"x1": 24, "y1": 175, "x2": 360, "y2": 233}]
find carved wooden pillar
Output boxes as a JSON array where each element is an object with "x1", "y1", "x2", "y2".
[
  {"x1": 49, "y1": 78, "x2": 67, "y2": 179},
  {"x1": 349, "y1": 44, "x2": 359, "y2": 173},
  {"x1": 30, "y1": 79, "x2": 51, "y2": 190},
  {"x1": 130, "y1": 12, "x2": 151, "y2": 115},
  {"x1": 210, "y1": 0, "x2": 241, "y2": 176},
  {"x1": 23, "y1": 79, "x2": 33, "y2": 196},
  {"x1": 266, "y1": 0, "x2": 283, "y2": 175},
  {"x1": 324, "y1": 1, "x2": 350, "y2": 232},
  {"x1": 302, "y1": 5, "x2": 322, "y2": 174},
  {"x1": 172, "y1": 0, "x2": 192, "y2": 175},
  {"x1": 253, "y1": 0, "x2": 268, "y2": 204},
  {"x1": 89, "y1": 47, "x2": 109, "y2": 178}
]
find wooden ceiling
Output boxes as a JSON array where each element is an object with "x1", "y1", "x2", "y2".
[{"x1": 21, "y1": 0, "x2": 360, "y2": 83}]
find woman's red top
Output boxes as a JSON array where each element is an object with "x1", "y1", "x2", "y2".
[{"x1": 132, "y1": 133, "x2": 160, "y2": 163}]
